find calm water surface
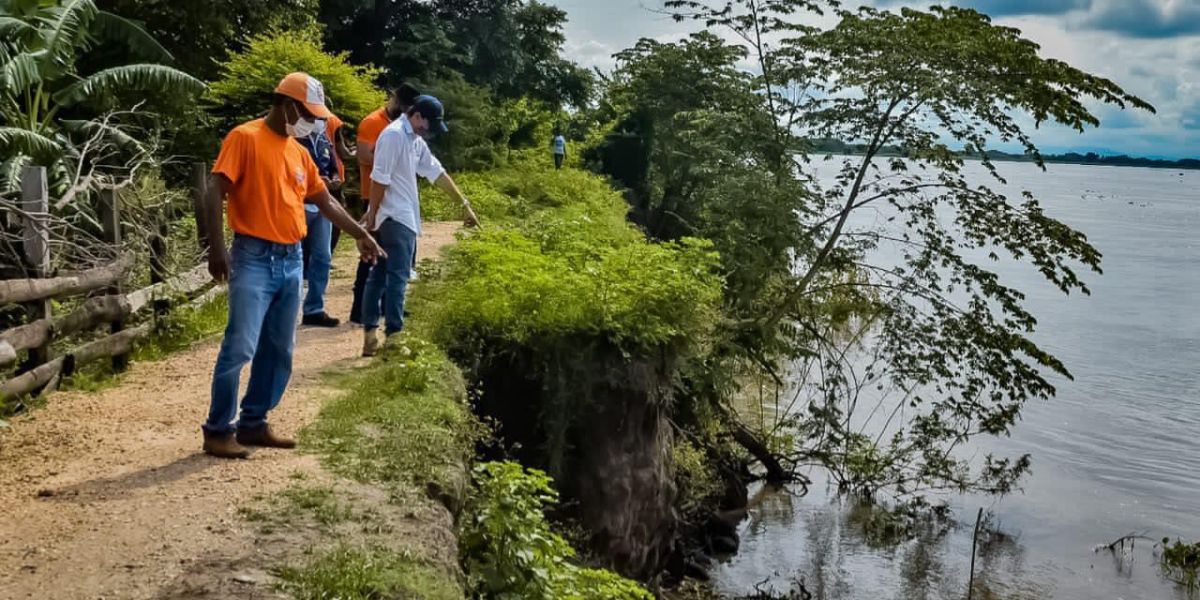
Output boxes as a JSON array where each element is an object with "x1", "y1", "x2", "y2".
[{"x1": 713, "y1": 162, "x2": 1200, "y2": 599}]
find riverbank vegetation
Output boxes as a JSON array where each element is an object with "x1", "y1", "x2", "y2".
[{"x1": 3, "y1": 0, "x2": 1178, "y2": 596}]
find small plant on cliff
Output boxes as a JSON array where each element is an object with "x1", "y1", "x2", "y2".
[
  {"x1": 461, "y1": 461, "x2": 653, "y2": 600},
  {"x1": 1161, "y1": 538, "x2": 1200, "y2": 591}
]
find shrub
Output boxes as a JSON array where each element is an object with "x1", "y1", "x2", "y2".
[
  {"x1": 460, "y1": 461, "x2": 653, "y2": 600},
  {"x1": 419, "y1": 166, "x2": 722, "y2": 355},
  {"x1": 207, "y1": 26, "x2": 385, "y2": 126}
]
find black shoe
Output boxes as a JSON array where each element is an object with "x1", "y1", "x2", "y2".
[{"x1": 302, "y1": 312, "x2": 341, "y2": 327}]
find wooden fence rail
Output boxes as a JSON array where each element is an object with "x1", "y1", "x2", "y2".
[{"x1": 0, "y1": 162, "x2": 215, "y2": 404}]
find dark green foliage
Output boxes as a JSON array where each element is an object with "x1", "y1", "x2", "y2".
[
  {"x1": 417, "y1": 165, "x2": 722, "y2": 357},
  {"x1": 1161, "y1": 539, "x2": 1200, "y2": 591},
  {"x1": 319, "y1": 0, "x2": 592, "y2": 109},
  {"x1": 0, "y1": 0, "x2": 205, "y2": 189},
  {"x1": 206, "y1": 26, "x2": 385, "y2": 128},
  {"x1": 460, "y1": 461, "x2": 653, "y2": 600},
  {"x1": 95, "y1": 0, "x2": 319, "y2": 81}
]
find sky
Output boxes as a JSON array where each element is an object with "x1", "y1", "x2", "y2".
[{"x1": 544, "y1": 0, "x2": 1200, "y2": 160}]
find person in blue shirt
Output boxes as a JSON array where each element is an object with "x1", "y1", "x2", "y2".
[
  {"x1": 297, "y1": 123, "x2": 342, "y2": 327},
  {"x1": 552, "y1": 131, "x2": 566, "y2": 170}
]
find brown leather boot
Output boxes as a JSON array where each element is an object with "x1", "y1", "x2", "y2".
[
  {"x1": 362, "y1": 329, "x2": 381, "y2": 357},
  {"x1": 236, "y1": 424, "x2": 296, "y2": 449},
  {"x1": 203, "y1": 430, "x2": 251, "y2": 459}
]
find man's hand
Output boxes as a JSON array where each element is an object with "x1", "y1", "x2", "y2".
[
  {"x1": 356, "y1": 235, "x2": 386, "y2": 264},
  {"x1": 328, "y1": 175, "x2": 343, "y2": 192},
  {"x1": 362, "y1": 208, "x2": 378, "y2": 231},
  {"x1": 208, "y1": 247, "x2": 231, "y2": 282},
  {"x1": 463, "y1": 203, "x2": 480, "y2": 229}
]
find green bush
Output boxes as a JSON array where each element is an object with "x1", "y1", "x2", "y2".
[
  {"x1": 418, "y1": 166, "x2": 721, "y2": 354},
  {"x1": 207, "y1": 26, "x2": 385, "y2": 126},
  {"x1": 420, "y1": 76, "x2": 550, "y2": 172},
  {"x1": 423, "y1": 228, "x2": 719, "y2": 355},
  {"x1": 460, "y1": 461, "x2": 652, "y2": 600}
]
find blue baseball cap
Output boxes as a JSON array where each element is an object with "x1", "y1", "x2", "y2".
[{"x1": 413, "y1": 95, "x2": 449, "y2": 133}]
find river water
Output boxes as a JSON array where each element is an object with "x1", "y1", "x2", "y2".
[{"x1": 712, "y1": 162, "x2": 1200, "y2": 599}]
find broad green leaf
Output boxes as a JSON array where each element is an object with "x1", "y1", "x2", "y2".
[
  {"x1": 39, "y1": 0, "x2": 97, "y2": 72},
  {"x1": 0, "y1": 15, "x2": 35, "y2": 42},
  {"x1": 91, "y1": 10, "x2": 173, "y2": 63},
  {"x1": 52, "y1": 63, "x2": 205, "y2": 106},
  {"x1": 0, "y1": 50, "x2": 42, "y2": 95},
  {"x1": 0, "y1": 126, "x2": 62, "y2": 160}
]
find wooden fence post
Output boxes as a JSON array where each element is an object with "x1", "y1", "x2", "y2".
[
  {"x1": 149, "y1": 218, "x2": 169, "y2": 317},
  {"x1": 98, "y1": 187, "x2": 128, "y2": 371},
  {"x1": 191, "y1": 162, "x2": 210, "y2": 255},
  {"x1": 19, "y1": 166, "x2": 51, "y2": 374}
]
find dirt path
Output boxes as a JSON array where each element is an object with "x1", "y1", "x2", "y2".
[{"x1": 0, "y1": 223, "x2": 460, "y2": 600}]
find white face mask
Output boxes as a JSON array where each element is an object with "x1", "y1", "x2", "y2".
[{"x1": 285, "y1": 102, "x2": 317, "y2": 138}]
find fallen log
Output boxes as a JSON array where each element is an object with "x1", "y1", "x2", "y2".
[
  {"x1": 0, "y1": 341, "x2": 15, "y2": 368},
  {"x1": 0, "y1": 295, "x2": 131, "y2": 368},
  {"x1": 0, "y1": 256, "x2": 134, "y2": 305},
  {"x1": 126, "y1": 264, "x2": 210, "y2": 314},
  {"x1": 0, "y1": 322, "x2": 151, "y2": 401}
]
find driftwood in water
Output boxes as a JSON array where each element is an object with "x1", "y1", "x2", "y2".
[
  {"x1": 0, "y1": 256, "x2": 134, "y2": 305},
  {"x1": 728, "y1": 418, "x2": 792, "y2": 485},
  {"x1": 0, "y1": 296, "x2": 131, "y2": 368},
  {"x1": 0, "y1": 323, "x2": 151, "y2": 400}
]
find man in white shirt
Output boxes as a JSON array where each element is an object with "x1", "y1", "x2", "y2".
[{"x1": 361, "y1": 95, "x2": 478, "y2": 356}]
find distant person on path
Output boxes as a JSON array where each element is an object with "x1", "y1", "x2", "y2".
[
  {"x1": 202, "y1": 73, "x2": 385, "y2": 459},
  {"x1": 350, "y1": 83, "x2": 421, "y2": 324},
  {"x1": 297, "y1": 114, "x2": 342, "y2": 327},
  {"x1": 552, "y1": 131, "x2": 566, "y2": 170},
  {"x1": 361, "y1": 94, "x2": 478, "y2": 356}
]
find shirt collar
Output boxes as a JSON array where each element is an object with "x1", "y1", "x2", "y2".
[{"x1": 400, "y1": 114, "x2": 414, "y2": 136}]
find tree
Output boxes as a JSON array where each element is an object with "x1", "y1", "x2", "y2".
[
  {"x1": 646, "y1": 1, "x2": 1154, "y2": 502},
  {"x1": 0, "y1": 0, "x2": 204, "y2": 272},
  {"x1": 438, "y1": 0, "x2": 594, "y2": 107},
  {"x1": 95, "y1": 0, "x2": 319, "y2": 81},
  {"x1": 206, "y1": 27, "x2": 385, "y2": 127},
  {"x1": 0, "y1": 0, "x2": 204, "y2": 193},
  {"x1": 319, "y1": 0, "x2": 593, "y2": 109}
]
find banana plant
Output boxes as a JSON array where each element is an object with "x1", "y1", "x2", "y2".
[{"x1": 0, "y1": 0, "x2": 205, "y2": 195}]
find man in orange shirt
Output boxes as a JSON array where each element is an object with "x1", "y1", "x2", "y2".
[
  {"x1": 350, "y1": 84, "x2": 421, "y2": 324},
  {"x1": 202, "y1": 72, "x2": 385, "y2": 459}
]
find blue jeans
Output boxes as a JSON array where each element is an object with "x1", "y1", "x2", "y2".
[
  {"x1": 205, "y1": 235, "x2": 303, "y2": 434},
  {"x1": 302, "y1": 210, "x2": 332, "y2": 316},
  {"x1": 362, "y1": 219, "x2": 417, "y2": 335}
]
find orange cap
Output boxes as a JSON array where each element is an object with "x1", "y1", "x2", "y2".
[{"x1": 275, "y1": 72, "x2": 334, "y2": 120}]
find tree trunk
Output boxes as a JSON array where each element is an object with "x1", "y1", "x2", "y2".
[
  {"x1": 729, "y1": 419, "x2": 792, "y2": 485},
  {"x1": 0, "y1": 256, "x2": 134, "y2": 305}
]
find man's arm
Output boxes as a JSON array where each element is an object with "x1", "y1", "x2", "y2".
[
  {"x1": 308, "y1": 188, "x2": 386, "y2": 263},
  {"x1": 206, "y1": 174, "x2": 232, "y2": 282},
  {"x1": 357, "y1": 141, "x2": 375, "y2": 169},
  {"x1": 364, "y1": 177, "x2": 386, "y2": 230},
  {"x1": 335, "y1": 128, "x2": 355, "y2": 163},
  {"x1": 433, "y1": 173, "x2": 479, "y2": 228}
]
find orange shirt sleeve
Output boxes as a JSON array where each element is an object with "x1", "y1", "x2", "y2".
[
  {"x1": 212, "y1": 128, "x2": 247, "y2": 184},
  {"x1": 357, "y1": 113, "x2": 385, "y2": 145}
]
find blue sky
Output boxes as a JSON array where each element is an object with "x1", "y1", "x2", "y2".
[{"x1": 545, "y1": 0, "x2": 1200, "y2": 159}]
